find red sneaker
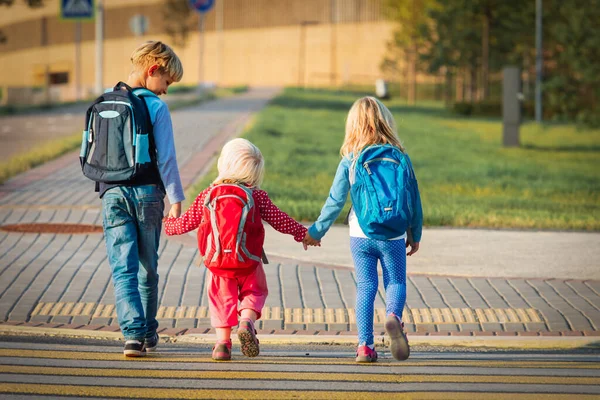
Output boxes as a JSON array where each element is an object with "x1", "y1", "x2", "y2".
[
  {"x1": 237, "y1": 318, "x2": 260, "y2": 357},
  {"x1": 385, "y1": 313, "x2": 410, "y2": 361},
  {"x1": 212, "y1": 340, "x2": 232, "y2": 361},
  {"x1": 355, "y1": 345, "x2": 378, "y2": 363}
]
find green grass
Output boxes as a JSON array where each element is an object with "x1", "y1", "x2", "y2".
[
  {"x1": 0, "y1": 133, "x2": 83, "y2": 184},
  {"x1": 190, "y1": 87, "x2": 600, "y2": 231}
]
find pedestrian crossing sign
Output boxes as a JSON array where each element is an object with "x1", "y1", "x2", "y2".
[{"x1": 61, "y1": 0, "x2": 94, "y2": 20}]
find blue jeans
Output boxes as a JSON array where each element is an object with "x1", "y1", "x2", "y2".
[
  {"x1": 102, "y1": 184, "x2": 165, "y2": 341},
  {"x1": 350, "y1": 237, "x2": 407, "y2": 346}
]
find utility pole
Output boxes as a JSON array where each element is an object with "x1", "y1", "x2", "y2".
[
  {"x1": 74, "y1": 20, "x2": 81, "y2": 100},
  {"x1": 535, "y1": 0, "x2": 543, "y2": 123},
  {"x1": 198, "y1": 13, "x2": 205, "y2": 86},
  {"x1": 95, "y1": 0, "x2": 104, "y2": 95},
  {"x1": 216, "y1": 0, "x2": 224, "y2": 85}
]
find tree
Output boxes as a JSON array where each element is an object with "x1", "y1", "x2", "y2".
[
  {"x1": 382, "y1": 0, "x2": 436, "y2": 104},
  {"x1": 543, "y1": 0, "x2": 600, "y2": 125},
  {"x1": 162, "y1": 0, "x2": 194, "y2": 48}
]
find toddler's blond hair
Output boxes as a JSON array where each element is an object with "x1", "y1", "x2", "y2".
[
  {"x1": 130, "y1": 41, "x2": 183, "y2": 82},
  {"x1": 340, "y1": 96, "x2": 405, "y2": 158},
  {"x1": 214, "y1": 138, "x2": 265, "y2": 188}
]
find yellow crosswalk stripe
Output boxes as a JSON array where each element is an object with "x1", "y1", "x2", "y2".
[
  {"x1": 1, "y1": 384, "x2": 599, "y2": 400},
  {"x1": 0, "y1": 349, "x2": 598, "y2": 369},
  {"x1": 1, "y1": 365, "x2": 598, "y2": 385}
]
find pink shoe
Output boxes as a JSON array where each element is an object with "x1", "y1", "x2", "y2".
[
  {"x1": 385, "y1": 313, "x2": 410, "y2": 361},
  {"x1": 237, "y1": 318, "x2": 260, "y2": 357},
  {"x1": 212, "y1": 340, "x2": 232, "y2": 361},
  {"x1": 355, "y1": 345, "x2": 378, "y2": 363}
]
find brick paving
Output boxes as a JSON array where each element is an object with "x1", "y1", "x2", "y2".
[{"x1": 0, "y1": 88, "x2": 599, "y2": 341}]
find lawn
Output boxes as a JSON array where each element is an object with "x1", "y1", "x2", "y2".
[{"x1": 190, "y1": 88, "x2": 600, "y2": 231}]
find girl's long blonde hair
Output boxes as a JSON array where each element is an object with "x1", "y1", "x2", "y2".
[
  {"x1": 214, "y1": 138, "x2": 265, "y2": 188},
  {"x1": 340, "y1": 96, "x2": 405, "y2": 158}
]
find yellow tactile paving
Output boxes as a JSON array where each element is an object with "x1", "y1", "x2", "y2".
[
  {"x1": 59, "y1": 302, "x2": 75, "y2": 316},
  {"x1": 29, "y1": 302, "x2": 546, "y2": 326},
  {"x1": 527, "y1": 308, "x2": 543, "y2": 323}
]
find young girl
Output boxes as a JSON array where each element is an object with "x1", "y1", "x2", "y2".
[
  {"x1": 164, "y1": 138, "x2": 307, "y2": 361},
  {"x1": 304, "y1": 97, "x2": 423, "y2": 363}
]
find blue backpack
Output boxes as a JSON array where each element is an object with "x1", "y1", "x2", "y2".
[{"x1": 349, "y1": 144, "x2": 414, "y2": 240}]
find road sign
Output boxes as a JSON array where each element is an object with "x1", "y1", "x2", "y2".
[
  {"x1": 61, "y1": 0, "x2": 94, "y2": 20},
  {"x1": 189, "y1": 0, "x2": 214, "y2": 13},
  {"x1": 129, "y1": 14, "x2": 149, "y2": 36}
]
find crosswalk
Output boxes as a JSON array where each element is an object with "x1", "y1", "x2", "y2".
[{"x1": 0, "y1": 342, "x2": 599, "y2": 399}]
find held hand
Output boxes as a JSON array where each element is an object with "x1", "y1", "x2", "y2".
[
  {"x1": 407, "y1": 241, "x2": 420, "y2": 256},
  {"x1": 302, "y1": 232, "x2": 321, "y2": 250},
  {"x1": 168, "y1": 202, "x2": 182, "y2": 219}
]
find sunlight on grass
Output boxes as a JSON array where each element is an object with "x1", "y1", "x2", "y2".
[
  {"x1": 188, "y1": 88, "x2": 599, "y2": 231},
  {"x1": 0, "y1": 133, "x2": 81, "y2": 184}
]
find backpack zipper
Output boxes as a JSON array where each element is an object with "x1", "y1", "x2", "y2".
[{"x1": 99, "y1": 101, "x2": 137, "y2": 142}]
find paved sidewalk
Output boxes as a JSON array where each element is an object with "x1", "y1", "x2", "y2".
[{"x1": 0, "y1": 88, "x2": 598, "y2": 348}]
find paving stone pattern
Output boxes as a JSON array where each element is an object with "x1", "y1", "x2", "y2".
[{"x1": 0, "y1": 89, "x2": 599, "y2": 337}]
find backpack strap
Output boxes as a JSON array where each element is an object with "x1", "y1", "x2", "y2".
[{"x1": 131, "y1": 88, "x2": 159, "y2": 164}]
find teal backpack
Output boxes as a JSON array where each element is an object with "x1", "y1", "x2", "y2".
[{"x1": 349, "y1": 144, "x2": 415, "y2": 240}]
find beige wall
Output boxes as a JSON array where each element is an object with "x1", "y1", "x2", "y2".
[{"x1": 0, "y1": 0, "x2": 395, "y2": 102}]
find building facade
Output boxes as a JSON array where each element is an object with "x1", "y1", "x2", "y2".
[{"x1": 0, "y1": 0, "x2": 395, "y2": 103}]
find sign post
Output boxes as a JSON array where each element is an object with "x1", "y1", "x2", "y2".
[
  {"x1": 61, "y1": 0, "x2": 94, "y2": 101},
  {"x1": 189, "y1": 0, "x2": 215, "y2": 86}
]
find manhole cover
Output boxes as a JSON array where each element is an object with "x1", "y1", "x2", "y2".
[{"x1": 0, "y1": 223, "x2": 103, "y2": 234}]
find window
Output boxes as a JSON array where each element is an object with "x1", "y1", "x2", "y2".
[{"x1": 49, "y1": 72, "x2": 69, "y2": 84}]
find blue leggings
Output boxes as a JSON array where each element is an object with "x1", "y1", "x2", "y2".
[{"x1": 350, "y1": 237, "x2": 407, "y2": 346}]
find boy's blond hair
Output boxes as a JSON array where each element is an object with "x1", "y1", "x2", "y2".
[
  {"x1": 130, "y1": 41, "x2": 184, "y2": 82},
  {"x1": 340, "y1": 96, "x2": 405, "y2": 158},
  {"x1": 214, "y1": 138, "x2": 265, "y2": 188}
]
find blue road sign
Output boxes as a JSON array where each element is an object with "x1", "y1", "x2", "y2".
[
  {"x1": 61, "y1": 0, "x2": 94, "y2": 20},
  {"x1": 189, "y1": 0, "x2": 215, "y2": 13}
]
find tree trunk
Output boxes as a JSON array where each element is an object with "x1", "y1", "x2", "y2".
[
  {"x1": 470, "y1": 65, "x2": 477, "y2": 102},
  {"x1": 455, "y1": 68, "x2": 464, "y2": 102},
  {"x1": 444, "y1": 68, "x2": 453, "y2": 106},
  {"x1": 407, "y1": 45, "x2": 417, "y2": 105},
  {"x1": 523, "y1": 49, "x2": 531, "y2": 98},
  {"x1": 480, "y1": 12, "x2": 490, "y2": 101}
]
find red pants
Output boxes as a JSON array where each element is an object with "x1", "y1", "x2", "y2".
[{"x1": 207, "y1": 264, "x2": 268, "y2": 328}]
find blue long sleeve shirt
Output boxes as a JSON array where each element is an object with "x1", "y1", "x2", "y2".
[
  {"x1": 308, "y1": 153, "x2": 423, "y2": 243},
  {"x1": 143, "y1": 94, "x2": 185, "y2": 204}
]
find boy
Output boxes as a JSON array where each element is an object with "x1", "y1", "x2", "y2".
[{"x1": 100, "y1": 41, "x2": 185, "y2": 357}]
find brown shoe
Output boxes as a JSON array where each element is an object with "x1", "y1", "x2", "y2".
[
  {"x1": 385, "y1": 314, "x2": 410, "y2": 361},
  {"x1": 237, "y1": 319, "x2": 260, "y2": 357},
  {"x1": 212, "y1": 340, "x2": 232, "y2": 361}
]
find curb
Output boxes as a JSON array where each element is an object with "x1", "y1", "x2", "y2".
[{"x1": 2, "y1": 325, "x2": 598, "y2": 350}]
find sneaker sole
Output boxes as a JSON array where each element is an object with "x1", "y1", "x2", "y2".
[
  {"x1": 144, "y1": 345, "x2": 158, "y2": 353},
  {"x1": 123, "y1": 350, "x2": 146, "y2": 357},
  {"x1": 355, "y1": 355, "x2": 377, "y2": 363},
  {"x1": 385, "y1": 316, "x2": 410, "y2": 361},
  {"x1": 237, "y1": 328, "x2": 260, "y2": 357}
]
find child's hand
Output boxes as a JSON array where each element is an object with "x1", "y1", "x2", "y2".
[
  {"x1": 302, "y1": 233, "x2": 321, "y2": 250},
  {"x1": 406, "y1": 241, "x2": 420, "y2": 256},
  {"x1": 168, "y1": 202, "x2": 181, "y2": 218}
]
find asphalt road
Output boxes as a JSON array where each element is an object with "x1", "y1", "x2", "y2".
[{"x1": 0, "y1": 336, "x2": 598, "y2": 399}]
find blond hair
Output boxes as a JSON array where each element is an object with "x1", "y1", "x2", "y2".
[
  {"x1": 214, "y1": 138, "x2": 265, "y2": 188},
  {"x1": 130, "y1": 41, "x2": 183, "y2": 82},
  {"x1": 340, "y1": 96, "x2": 405, "y2": 158}
]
